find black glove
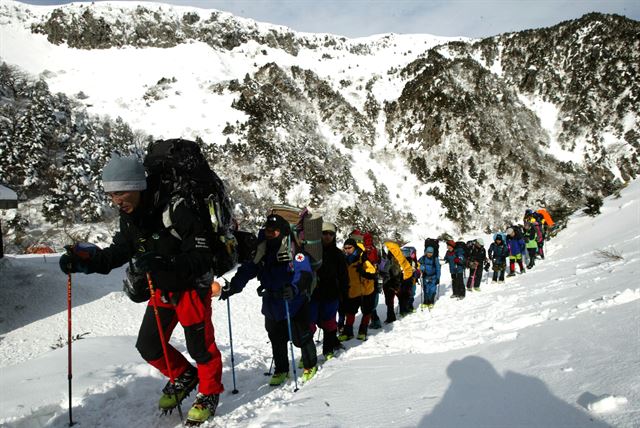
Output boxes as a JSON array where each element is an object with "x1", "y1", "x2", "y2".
[
  {"x1": 59, "y1": 243, "x2": 98, "y2": 274},
  {"x1": 59, "y1": 253, "x2": 77, "y2": 274},
  {"x1": 135, "y1": 252, "x2": 174, "y2": 273},
  {"x1": 220, "y1": 283, "x2": 233, "y2": 300},
  {"x1": 220, "y1": 279, "x2": 241, "y2": 301},
  {"x1": 356, "y1": 264, "x2": 366, "y2": 275},
  {"x1": 281, "y1": 284, "x2": 295, "y2": 301},
  {"x1": 484, "y1": 262, "x2": 490, "y2": 272}
]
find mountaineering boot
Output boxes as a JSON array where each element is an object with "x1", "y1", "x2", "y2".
[
  {"x1": 370, "y1": 317, "x2": 382, "y2": 330},
  {"x1": 357, "y1": 333, "x2": 367, "y2": 341},
  {"x1": 186, "y1": 392, "x2": 219, "y2": 426},
  {"x1": 474, "y1": 287, "x2": 481, "y2": 292},
  {"x1": 324, "y1": 352, "x2": 334, "y2": 361},
  {"x1": 338, "y1": 325, "x2": 354, "y2": 342},
  {"x1": 269, "y1": 372, "x2": 289, "y2": 386},
  {"x1": 420, "y1": 303, "x2": 429, "y2": 310},
  {"x1": 385, "y1": 308, "x2": 396, "y2": 324},
  {"x1": 302, "y1": 366, "x2": 318, "y2": 382},
  {"x1": 158, "y1": 365, "x2": 199, "y2": 412}
]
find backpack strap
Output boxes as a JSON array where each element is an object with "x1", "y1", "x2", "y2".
[{"x1": 162, "y1": 197, "x2": 185, "y2": 240}]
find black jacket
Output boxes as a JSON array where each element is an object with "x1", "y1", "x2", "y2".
[
  {"x1": 313, "y1": 240, "x2": 349, "y2": 302},
  {"x1": 88, "y1": 186, "x2": 213, "y2": 291},
  {"x1": 467, "y1": 245, "x2": 487, "y2": 267}
]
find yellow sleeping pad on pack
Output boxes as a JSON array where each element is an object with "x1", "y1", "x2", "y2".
[{"x1": 384, "y1": 241, "x2": 413, "y2": 280}]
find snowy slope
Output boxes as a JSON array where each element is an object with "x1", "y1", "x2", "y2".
[
  {"x1": 1, "y1": 178, "x2": 638, "y2": 427},
  {"x1": 0, "y1": 0, "x2": 469, "y2": 244}
]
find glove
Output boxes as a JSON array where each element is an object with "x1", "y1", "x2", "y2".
[
  {"x1": 484, "y1": 262, "x2": 490, "y2": 272},
  {"x1": 59, "y1": 253, "x2": 77, "y2": 274},
  {"x1": 135, "y1": 252, "x2": 174, "y2": 273},
  {"x1": 356, "y1": 264, "x2": 366, "y2": 275},
  {"x1": 59, "y1": 242, "x2": 98, "y2": 274},
  {"x1": 219, "y1": 286, "x2": 234, "y2": 300},
  {"x1": 281, "y1": 284, "x2": 295, "y2": 301}
]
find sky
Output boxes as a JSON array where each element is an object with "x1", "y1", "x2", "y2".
[{"x1": 19, "y1": 0, "x2": 640, "y2": 38}]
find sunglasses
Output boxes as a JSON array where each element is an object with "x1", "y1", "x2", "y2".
[
  {"x1": 343, "y1": 245, "x2": 354, "y2": 250},
  {"x1": 322, "y1": 231, "x2": 335, "y2": 236}
]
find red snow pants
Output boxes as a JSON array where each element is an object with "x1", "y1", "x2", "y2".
[{"x1": 136, "y1": 289, "x2": 224, "y2": 395}]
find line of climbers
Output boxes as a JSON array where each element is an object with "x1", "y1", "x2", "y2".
[
  {"x1": 222, "y1": 205, "x2": 556, "y2": 390},
  {"x1": 56, "y1": 150, "x2": 556, "y2": 425}
]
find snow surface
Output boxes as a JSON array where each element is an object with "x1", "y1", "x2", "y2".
[{"x1": 1, "y1": 178, "x2": 639, "y2": 427}]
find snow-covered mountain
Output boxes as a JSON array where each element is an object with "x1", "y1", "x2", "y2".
[
  {"x1": 0, "y1": 0, "x2": 638, "y2": 251},
  {"x1": 1, "y1": 162, "x2": 638, "y2": 427}
]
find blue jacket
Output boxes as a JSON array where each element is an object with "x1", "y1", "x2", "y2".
[
  {"x1": 443, "y1": 248, "x2": 465, "y2": 274},
  {"x1": 488, "y1": 242, "x2": 509, "y2": 262},
  {"x1": 230, "y1": 238, "x2": 313, "y2": 321},
  {"x1": 506, "y1": 236, "x2": 525, "y2": 256},
  {"x1": 418, "y1": 254, "x2": 441, "y2": 284}
]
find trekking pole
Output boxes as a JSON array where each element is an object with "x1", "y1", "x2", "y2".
[
  {"x1": 146, "y1": 273, "x2": 184, "y2": 424},
  {"x1": 66, "y1": 273, "x2": 75, "y2": 427},
  {"x1": 284, "y1": 300, "x2": 299, "y2": 392},
  {"x1": 225, "y1": 290, "x2": 239, "y2": 394},
  {"x1": 264, "y1": 357, "x2": 274, "y2": 376}
]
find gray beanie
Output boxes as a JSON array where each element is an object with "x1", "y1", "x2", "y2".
[{"x1": 102, "y1": 155, "x2": 147, "y2": 192}]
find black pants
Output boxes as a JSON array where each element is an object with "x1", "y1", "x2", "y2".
[
  {"x1": 265, "y1": 301, "x2": 317, "y2": 373},
  {"x1": 466, "y1": 267, "x2": 483, "y2": 289},
  {"x1": 492, "y1": 260, "x2": 506, "y2": 281},
  {"x1": 451, "y1": 272, "x2": 465, "y2": 297}
]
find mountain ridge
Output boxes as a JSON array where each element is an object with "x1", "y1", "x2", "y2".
[{"x1": 0, "y1": 0, "x2": 638, "y2": 251}]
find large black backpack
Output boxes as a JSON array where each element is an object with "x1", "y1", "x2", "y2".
[
  {"x1": 509, "y1": 224, "x2": 524, "y2": 240},
  {"x1": 144, "y1": 138, "x2": 240, "y2": 276},
  {"x1": 424, "y1": 238, "x2": 439, "y2": 258}
]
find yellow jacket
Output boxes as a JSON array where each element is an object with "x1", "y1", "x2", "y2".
[{"x1": 346, "y1": 243, "x2": 377, "y2": 298}]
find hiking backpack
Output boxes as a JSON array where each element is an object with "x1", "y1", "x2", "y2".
[
  {"x1": 454, "y1": 241, "x2": 467, "y2": 260},
  {"x1": 509, "y1": 225, "x2": 524, "y2": 240},
  {"x1": 267, "y1": 204, "x2": 323, "y2": 298},
  {"x1": 424, "y1": 238, "x2": 440, "y2": 258},
  {"x1": 493, "y1": 232, "x2": 507, "y2": 242},
  {"x1": 143, "y1": 138, "x2": 240, "y2": 276},
  {"x1": 349, "y1": 229, "x2": 380, "y2": 266}
]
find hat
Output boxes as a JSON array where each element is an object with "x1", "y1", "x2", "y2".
[
  {"x1": 476, "y1": 238, "x2": 484, "y2": 246},
  {"x1": 343, "y1": 238, "x2": 357, "y2": 248},
  {"x1": 102, "y1": 155, "x2": 147, "y2": 192},
  {"x1": 506, "y1": 227, "x2": 514, "y2": 236},
  {"x1": 446, "y1": 240, "x2": 456, "y2": 248},
  {"x1": 264, "y1": 214, "x2": 290, "y2": 234},
  {"x1": 322, "y1": 222, "x2": 336, "y2": 233},
  {"x1": 426, "y1": 246, "x2": 434, "y2": 254},
  {"x1": 495, "y1": 234, "x2": 503, "y2": 241}
]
